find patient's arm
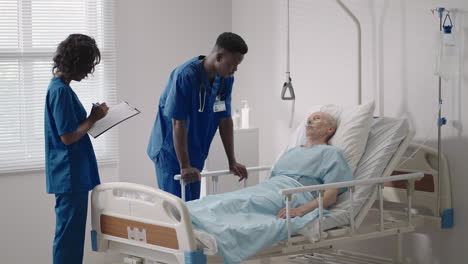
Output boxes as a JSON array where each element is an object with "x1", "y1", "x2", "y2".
[{"x1": 276, "y1": 188, "x2": 339, "y2": 219}]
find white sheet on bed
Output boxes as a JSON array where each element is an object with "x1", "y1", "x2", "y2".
[{"x1": 193, "y1": 116, "x2": 409, "y2": 253}]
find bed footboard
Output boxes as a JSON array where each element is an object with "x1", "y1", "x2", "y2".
[{"x1": 90, "y1": 182, "x2": 205, "y2": 264}]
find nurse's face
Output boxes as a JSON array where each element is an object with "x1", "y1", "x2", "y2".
[
  {"x1": 215, "y1": 51, "x2": 244, "y2": 78},
  {"x1": 72, "y1": 72, "x2": 88, "y2": 82},
  {"x1": 70, "y1": 65, "x2": 94, "y2": 82}
]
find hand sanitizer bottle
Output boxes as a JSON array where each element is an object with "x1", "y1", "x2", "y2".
[{"x1": 241, "y1": 100, "x2": 250, "y2": 129}]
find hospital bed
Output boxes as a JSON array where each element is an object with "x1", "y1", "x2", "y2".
[{"x1": 90, "y1": 116, "x2": 451, "y2": 263}]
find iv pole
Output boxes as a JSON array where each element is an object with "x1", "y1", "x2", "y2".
[{"x1": 434, "y1": 7, "x2": 447, "y2": 217}]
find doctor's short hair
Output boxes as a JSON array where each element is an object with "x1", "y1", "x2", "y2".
[
  {"x1": 215, "y1": 32, "x2": 248, "y2": 55},
  {"x1": 52, "y1": 34, "x2": 101, "y2": 77}
]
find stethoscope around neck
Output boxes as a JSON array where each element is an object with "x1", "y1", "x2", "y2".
[{"x1": 198, "y1": 66, "x2": 224, "y2": 112}]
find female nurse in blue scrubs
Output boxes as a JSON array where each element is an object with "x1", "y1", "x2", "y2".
[
  {"x1": 147, "y1": 32, "x2": 249, "y2": 201},
  {"x1": 44, "y1": 34, "x2": 109, "y2": 264}
]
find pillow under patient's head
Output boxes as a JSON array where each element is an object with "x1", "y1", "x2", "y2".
[{"x1": 288, "y1": 101, "x2": 375, "y2": 174}]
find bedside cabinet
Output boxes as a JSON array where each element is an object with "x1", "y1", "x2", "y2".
[{"x1": 201, "y1": 128, "x2": 259, "y2": 197}]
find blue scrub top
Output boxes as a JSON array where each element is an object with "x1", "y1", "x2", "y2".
[
  {"x1": 271, "y1": 145, "x2": 352, "y2": 196},
  {"x1": 44, "y1": 77, "x2": 100, "y2": 194},
  {"x1": 147, "y1": 56, "x2": 233, "y2": 173}
]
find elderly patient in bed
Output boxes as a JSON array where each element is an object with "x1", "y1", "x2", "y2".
[{"x1": 186, "y1": 112, "x2": 353, "y2": 264}]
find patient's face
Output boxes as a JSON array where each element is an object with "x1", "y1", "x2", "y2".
[{"x1": 305, "y1": 112, "x2": 332, "y2": 138}]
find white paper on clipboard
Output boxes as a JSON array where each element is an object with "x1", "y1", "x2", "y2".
[{"x1": 88, "y1": 101, "x2": 140, "y2": 138}]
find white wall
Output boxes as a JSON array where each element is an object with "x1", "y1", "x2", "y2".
[
  {"x1": 0, "y1": 1, "x2": 232, "y2": 263},
  {"x1": 115, "y1": 0, "x2": 232, "y2": 187},
  {"x1": 3, "y1": 0, "x2": 466, "y2": 263},
  {"x1": 232, "y1": 0, "x2": 468, "y2": 263},
  {"x1": 0, "y1": 166, "x2": 120, "y2": 264}
]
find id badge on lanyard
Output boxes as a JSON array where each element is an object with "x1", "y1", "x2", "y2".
[{"x1": 213, "y1": 96, "x2": 226, "y2": 112}]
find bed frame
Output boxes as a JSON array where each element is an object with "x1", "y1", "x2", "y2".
[{"x1": 90, "y1": 128, "x2": 451, "y2": 263}]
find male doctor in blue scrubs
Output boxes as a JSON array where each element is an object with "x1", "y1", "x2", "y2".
[{"x1": 147, "y1": 32, "x2": 249, "y2": 201}]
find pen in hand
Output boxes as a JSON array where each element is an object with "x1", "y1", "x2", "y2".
[{"x1": 90, "y1": 102, "x2": 109, "y2": 122}]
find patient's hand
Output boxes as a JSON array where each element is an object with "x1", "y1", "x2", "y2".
[
  {"x1": 229, "y1": 162, "x2": 248, "y2": 182},
  {"x1": 276, "y1": 206, "x2": 305, "y2": 219},
  {"x1": 181, "y1": 167, "x2": 201, "y2": 183}
]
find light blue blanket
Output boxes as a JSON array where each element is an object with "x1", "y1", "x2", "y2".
[{"x1": 187, "y1": 175, "x2": 325, "y2": 264}]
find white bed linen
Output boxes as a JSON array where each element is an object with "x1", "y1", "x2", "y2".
[
  {"x1": 193, "y1": 116, "x2": 409, "y2": 253},
  {"x1": 286, "y1": 102, "x2": 375, "y2": 173}
]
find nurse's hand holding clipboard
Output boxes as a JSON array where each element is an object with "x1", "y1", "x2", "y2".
[{"x1": 60, "y1": 102, "x2": 109, "y2": 146}]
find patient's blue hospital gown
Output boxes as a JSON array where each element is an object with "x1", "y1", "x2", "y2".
[{"x1": 187, "y1": 145, "x2": 352, "y2": 264}]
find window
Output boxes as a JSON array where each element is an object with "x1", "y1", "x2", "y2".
[{"x1": 0, "y1": 0, "x2": 117, "y2": 173}]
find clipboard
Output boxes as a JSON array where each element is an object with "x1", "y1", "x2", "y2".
[{"x1": 88, "y1": 101, "x2": 141, "y2": 138}]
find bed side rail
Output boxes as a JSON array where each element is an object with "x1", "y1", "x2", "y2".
[
  {"x1": 176, "y1": 166, "x2": 423, "y2": 247},
  {"x1": 279, "y1": 172, "x2": 423, "y2": 245}
]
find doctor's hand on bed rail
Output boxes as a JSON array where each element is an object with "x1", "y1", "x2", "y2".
[
  {"x1": 229, "y1": 161, "x2": 248, "y2": 181},
  {"x1": 181, "y1": 167, "x2": 202, "y2": 183}
]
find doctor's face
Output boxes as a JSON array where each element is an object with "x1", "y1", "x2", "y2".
[{"x1": 215, "y1": 51, "x2": 244, "y2": 78}]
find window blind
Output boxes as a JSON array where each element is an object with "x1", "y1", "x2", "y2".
[{"x1": 0, "y1": 0, "x2": 117, "y2": 173}]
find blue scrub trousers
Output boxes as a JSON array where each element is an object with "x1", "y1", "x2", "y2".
[
  {"x1": 53, "y1": 192, "x2": 89, "y2": 264},
  {"x1": 155, "y1": 165, "x2": 200, "y2": 201}
]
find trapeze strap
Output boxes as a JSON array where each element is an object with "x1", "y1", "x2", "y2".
[{"x1": 281, "y1": 76, "x2": 295, "y2": 100}]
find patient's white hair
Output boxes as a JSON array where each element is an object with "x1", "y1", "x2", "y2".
[
  {"x1": 320, "y1": 112, "x2": 337, "y2": 142},
  {"x1": 322, "y1": 112, "x2": 337, "y2": 128}
]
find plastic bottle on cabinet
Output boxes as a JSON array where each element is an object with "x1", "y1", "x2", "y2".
[
  {"x1": 232, "y1": 109, "x2": 241, "y2": 129},
  {"x1": 241, "y1": 100, "x2": 250, "y2": 129}
]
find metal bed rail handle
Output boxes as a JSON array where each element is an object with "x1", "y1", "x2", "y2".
[
  {"x1": 174, "y1": 165, "x2": 272, "y2": 201},
  {"x1": 279, "y1": 172, "x2": 424, "y2": 196},
  {"x1": 173, "y1": 165, "x2": 271, "y2": 181}
]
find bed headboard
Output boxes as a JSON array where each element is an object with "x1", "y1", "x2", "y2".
[{"x1": 384, "y1": 143, "x2": 452, "y2": 221}]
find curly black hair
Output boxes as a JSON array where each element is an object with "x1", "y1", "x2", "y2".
[
  {"x1": 52, "y1": 34, "x2": 101, "y2": 79},
  {"x1": 215, "y1": 32, "x2": 248, "y2": 55}
]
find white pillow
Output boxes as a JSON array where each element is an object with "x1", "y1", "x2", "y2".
[{"x1": 285, "y1": 101, "x2": 375, "y2": 174}]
